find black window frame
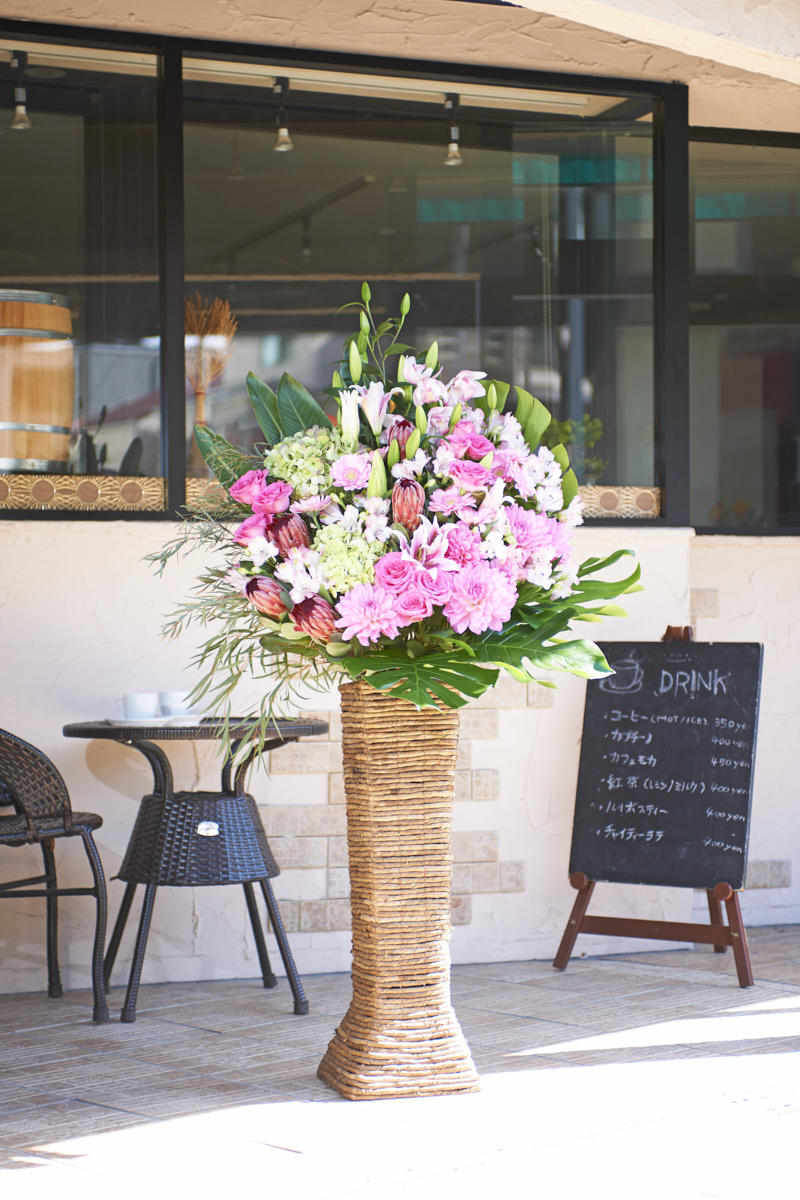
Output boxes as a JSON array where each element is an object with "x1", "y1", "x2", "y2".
[{"x1": 0, "y1": 16, "x2": 689, "y2": 525}]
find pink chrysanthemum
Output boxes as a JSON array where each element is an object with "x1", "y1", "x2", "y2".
[
  {"x1": 335, "y1": 583, "x2": 401, "y2": 646},
  {"x1": 428, "y1": 487, "x2": 476, "y2": 519},
  {"x1": 442, "y1": 561, "x2": 517, "y2": 635}
]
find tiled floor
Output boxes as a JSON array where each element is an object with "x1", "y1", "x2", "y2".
[{"x1": 3, "y1": 927, "x2": 800, "y2": 1198}]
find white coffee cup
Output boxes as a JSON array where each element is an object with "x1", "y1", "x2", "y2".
[
  {"x1": 116, "y1": 692, "x2": 160, "y2": 720},
  {"x1": 158, "y1": 690, "x2": 196, "y2": 717}
]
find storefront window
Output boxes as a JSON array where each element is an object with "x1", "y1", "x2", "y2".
[
  {"x1": 183, "y1": 59, "x2": 655, "y2": 491},
  {"x1": 0, "y1": 37, "x2": 162, "y2": 511},
  {"x1": 690, "y1": 137, "x2": 800, "y2": 529}
]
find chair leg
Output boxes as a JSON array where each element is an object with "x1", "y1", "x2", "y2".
[
  {"x1": 259, "y1": 879, "x2": 308, "y2": 1015},
  {"x1": 80, "y1": 831, "x2": 109, "y2": 1024},
  {"x1": 40, "y1": 838, "x2": 63, "y2": 999},
  {"x1": 121, "y1": 883, "x2": 158, "y2": 1024},
  {"x1": 104, "y1": 881, "x2": 137, "y2": 988},
  {"x1": 242, "y1": 882, "x2": 277, "y2": 989}
]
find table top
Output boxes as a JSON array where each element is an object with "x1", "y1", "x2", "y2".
[{"x1": 63, "y1": 716, "x2": 328, "y2": 742}]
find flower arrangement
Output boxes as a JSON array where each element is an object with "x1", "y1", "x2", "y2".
[{"x1": 158, "y1": 285, "x2": 639, "y2": 738}]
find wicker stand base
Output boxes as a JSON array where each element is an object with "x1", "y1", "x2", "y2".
[{"x1": 317, "y1": 680, "x2": 479, "y2": 1100}]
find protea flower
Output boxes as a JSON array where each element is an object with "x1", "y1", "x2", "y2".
[
  {"x1": 291, "y1": 595, "x2": 336, "y2": 641},
  {"x1": 388, "y1": 418, "x2": 415, "y2": 457},
  {"x1": 392, "y1": 479, "x2": 425, "y2": 531},
  {"x1": 271, "y1": 513, "x2": 311, "y2": 556},
  {"x1": 245, "y1": 576, "x2": 288, "y2": 617}
]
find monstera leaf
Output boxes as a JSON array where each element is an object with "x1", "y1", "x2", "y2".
[{"x1": 337, "y1": 648, "x2": 499, "y2": 709}]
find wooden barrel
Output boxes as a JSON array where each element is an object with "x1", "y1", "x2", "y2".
[{"x1": 0, "y1": 290, "x2": 74, "y2": 472}]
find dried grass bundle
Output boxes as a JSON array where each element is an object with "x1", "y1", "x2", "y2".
[{"x1": 184, "y1": 293, "x2": 238, "y2": 425}]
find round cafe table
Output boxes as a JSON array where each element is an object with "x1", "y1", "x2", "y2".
[{"x1": 63, "y1": 716, "x2": 327, "y2": 1022}]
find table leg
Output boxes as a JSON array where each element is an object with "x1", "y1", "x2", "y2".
[
  {"x1": 121, "y1": 883, "x2": 158, "y2": 1023},
  {"x1": 104, "y1": 881, "x2": 137, "y2": 988},
  {"x1": 260, "y1": 879, "x2": 309, "y2": 1015},
  {"x1": 243, "y1": 882, "x2": 277, "y2": 989}
]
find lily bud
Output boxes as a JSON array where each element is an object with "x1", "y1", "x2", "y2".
[
  {"x1": 291, "y1": 595, "x2": 337, "y2": 641},
  {"x1": 392, "y1": 478, "x2": 425, "y2": 532},
  {"x1": 271, "y1": 513, "x2": 311, "y2": 556},
  {"x1": 246, "y1": 576, "x2": 288, "y2": 618}
]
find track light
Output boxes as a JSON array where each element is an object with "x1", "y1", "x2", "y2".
[
  {"x1": 273, "y1": 77, "x2": 294, "y2": 152},
  {"x1": 443, "y1": 94, "x2": 462, "y2": 167},
  {"x1": 10, "y1": 86, "x2": 31, "y2": 130}
]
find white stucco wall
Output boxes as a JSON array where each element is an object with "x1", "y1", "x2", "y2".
[{"x1": 0, "y1": 519, "x2": 704, "y2": 994}]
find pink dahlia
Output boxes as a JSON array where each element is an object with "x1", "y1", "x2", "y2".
[
  {"x1": 444, "y1": 521, "x2": 484, "y2": 568},
  {"x1": 335, "y1": 584, "x2": 401, "y2": 646},
  {"x1": 505, "y1": 506, "x2": 571, "y2": 564},
  {"x1": 442, "y1": 561, "x2": 517, "y2": 635}
]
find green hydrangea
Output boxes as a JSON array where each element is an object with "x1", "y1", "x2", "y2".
[
  {"x1": 263, "y1": 427, "x2": 347, "y2": 497},
  {"x1": 313, "y1": 521, "x2": 383, "y2": 596}
]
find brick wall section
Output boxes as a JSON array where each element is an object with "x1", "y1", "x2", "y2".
[{"x1": 256, "y1": 680, "x2": 546, "y2": 934}]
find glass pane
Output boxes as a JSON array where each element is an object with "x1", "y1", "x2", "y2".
[
  {"x1": 690, "y1": 140, "x2": 800, "y2": 528},
  {"x1": 183, "y1": 59, "x2": 654, "y2": 487},
  {"x1": 0, "y1": 38, "x2": 161, "y2": 501}
]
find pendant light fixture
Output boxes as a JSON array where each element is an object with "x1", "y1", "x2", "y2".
[
  {"x1": 273, "y1": 78, "x2": 294, "y2": 152},
  {"x1": 10, "y1": 51, "x2": 31, "y2": 131},
  {"x1": 443, "y1": 94, "x2": 462, "y2": 167}
]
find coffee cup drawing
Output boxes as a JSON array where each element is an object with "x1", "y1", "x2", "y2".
[{"x1": 599, "y1": 656, "x2": 644, "y2": 694}]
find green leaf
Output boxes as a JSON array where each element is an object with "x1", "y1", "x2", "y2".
[
  {"x1": 516, "y1": 388, "x2": 552, "y2": 450},
  {"x1": 275, "y1": 373, "x2": 332, "y2": 437},
  {"x1": 348, "y1": 341, "x2": 362, "y2": 385},
  {"x1": 561, "y1": 467, "x2": 579, "y2": 507},
  {"x1": 338, "y1": 649, "x2": 498, "y2": 709},
  {"x1": 524, "y1": 639, "x2": 613, "y2": 679},
  {"x1": 551, "y1": 443, "x2": 570, "y2": 472},
  {"x1": 246, "y1": 373, "x2": 283, "y2": 445},
  {"x1": 492, "y1": 380, "x2": 510, "y2": 413},
  {"x1": 193, "y1": 426, "x2": 254, "y2": 489}
]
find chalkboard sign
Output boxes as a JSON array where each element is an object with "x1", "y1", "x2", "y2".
[{"x1": 568, "y1": 641, "x2": 763, "y2": 891}]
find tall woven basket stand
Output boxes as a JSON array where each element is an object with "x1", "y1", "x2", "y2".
[{"x1": 317, "y1": 680, "x2": 479, "y2": 1099}]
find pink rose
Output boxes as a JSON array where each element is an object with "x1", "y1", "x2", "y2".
[
  {"x1": 394, "y1": 585, "x2": 434, "y2": 627},
  {"x1": 233, "y1": 513, "x2": 269, "y2": 546},
  {"x1": 374, "y1": 552, "x2": 419, "y2": 592},
  {"x1": 447, "y1": 459, "x2": 492, "y2": 491},
  {"x1": 251, "y1": 480, "x2": 293, "y2": 515},
  {"x1": 229, "y1": 469, "x2": 268, "y2": 506},
  {"x1": 448, "y1": 422, "x2": 494, "y2": 461},
  {"x1": 415, "y1": 568, "x2": 453, "y2": 607}
]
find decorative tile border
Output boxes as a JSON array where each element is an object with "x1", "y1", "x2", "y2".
[
  {"x1": 0, "y1": 474, "x2": 165, "y2": 511},
  {"x1": 579, "y1": 484, "x2": 661, "y2": 518}
]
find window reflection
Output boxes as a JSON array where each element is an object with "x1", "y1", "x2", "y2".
[
  {"x1": 183, "y1": 61, "x2": 655, "y2": 487},
  {"x1": 0, "y1": 38, "x2": 161, "y2": 498}
]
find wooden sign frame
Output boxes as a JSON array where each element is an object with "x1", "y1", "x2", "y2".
[{"x1": 553, "y1": 628, "x2": 755, "y2": 988}]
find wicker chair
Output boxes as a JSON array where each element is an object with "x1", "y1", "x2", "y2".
[{"x1": 0, "y1": 728, "x2": 109, "y2": 1022}]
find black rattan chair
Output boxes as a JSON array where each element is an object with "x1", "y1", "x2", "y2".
[{"x1": 0, "y1": 728, "x2": 109, "y2": 1022}]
